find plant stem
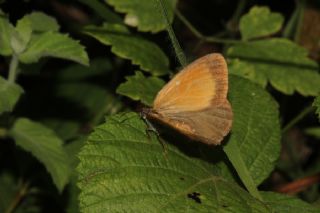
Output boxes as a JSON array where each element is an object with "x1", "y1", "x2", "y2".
[
  {"x1": 8, "y1": 54, "x2": 19, "y2": 83},
  {"x1": 157, "y1": 0, "x2": 187, "y2": 67},
  {"x1": 294, "y1": 0, "x2": 306, "y2": 42},
  {"x1": 228, "y1": 0, "x2": 248, "y2": 31},
  {"x1": 5, "y1": 181, "x2": 29, "y2": 213},
  {"x1": 282, "y1": 104, "x2": 314, "y2": 133},
  {"x1": 175, "y1": 9, "x2": 243, "y2": 45}
]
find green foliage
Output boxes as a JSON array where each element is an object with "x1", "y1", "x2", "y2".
[
  {"x1": 19, "y1": 32, "x2": 89, "y2": 65},
  {"x1": 224, "y1": 75, "x2": 281, "y2": 199},
  {"x1": 77, "y1": 113, "x2": 269, "y2": 212},
  {"x1": 0, "y1": 76, "x2": 23, "y2": 114},
  {"x1": 0, "y1": 12, "x2": 89, "y2": 65},
  {"x1": 227, "y1": 38, "x2": 320, "y2": 96},
  {"x1": 240, "y1": 6, "x2": 284, "y2": 40},
  {"x1": 0, "y1": 16, "x2": 14, "y2": 55},
  {"x1": 84, "y1": 23, "x2": 169, "y2": 75},
  {"x1": 9, "y1": 118, "x2": 71, "y2": 192},
  {"x1": 314, "y1": 96, "x2": 320, "y2": 119},
  {"x1": 105, "y1": 0, "x2": 177, "y2": 33},
  {"x1": 116, "y1": 71, "x2": 165, "y2": 106}
]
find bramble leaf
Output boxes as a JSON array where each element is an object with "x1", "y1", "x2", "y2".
[
  {"x1": 9, "y1": 118, "x2": 71, "y2": 192},
  {"x1": 0, "y1": 76, "x2": 23, "y2": 114},
  {"x1": 227, "y1": 38, "x2": 320, "y2": 96},
  {"x1": 240, "y1": 6, "x2": 284, "y2": 40},
  {"x1": 77, "y1": 113, "x2": 269, "y2": 212},
  {"x1": 106, "y1": 0, "x2": 177, "y2": 33},
  {"x1": 84, "y1": 23, "x2": 169, "y2": 75},
  {"x1": 224, "y1": 75, "x2": 281, "y2": 198},
  {"x1": 116, "y1": 71, "x2": 165, "y2": 106}
]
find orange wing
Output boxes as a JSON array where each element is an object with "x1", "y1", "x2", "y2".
[
  {"x1": 153, "y1": 53, "x2": 228, "y2": 114},
  {"x1": 149, "y1": 53, "x2": 232, "y2": 145}
]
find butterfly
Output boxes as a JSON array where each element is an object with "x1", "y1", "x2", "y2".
[{"x1": 142, "y1": 53, "x2": 233, "y2": 145}]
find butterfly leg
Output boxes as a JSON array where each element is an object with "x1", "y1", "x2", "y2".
[{"x1": 141, "y1": 113, "x2": 168, "y2": 157}]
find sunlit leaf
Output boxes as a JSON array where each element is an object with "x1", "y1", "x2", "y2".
[
  {"x1": 106, "y1": 0, "x2": 177, "y2": 33},
  {"x1": 116, "y1": 71, "x2": 165, "y2": 106},
  {"x1": 77, "y1": 113, "x2": 269, "y2": 212},
  {"x1": 240, "y1": 6, "x2": 284, "y2": 40},
  {"x1": 227, "y1": 38, "x2": 320, "y2": 96},
  {"x1": 84, "y1": 23, "x2": 169, "y2": 75}
]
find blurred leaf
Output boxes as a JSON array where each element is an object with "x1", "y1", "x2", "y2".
[
  {"x1": 314, "y1": 96, "x2": 320, "y2": 120},
  {"x1": 11, "y1": 15, "x2": 33, "y2": 54},
  {"x1": 228, "y1": 59, "x2": 256, "y2": 79},
  {"x1": 56, "y1": 58, "x2": 112, "y2": 81},
  {"x1": 106, "y1": 0, "x2": 177, "y2": 33},
  {"x1": 84, "y1": 23, "x2": 169, "y2": 75},
  {"x1": 261, "y1": 192, "x2": 320, "y2": 212},
  {"x1": 0, "y1": 172, "x2": 18, "y2": 212},
  {"x1": 24, "y1": 12, "x2": 60, "y2": 32},
  {"x1": 227, "y1": 38, "x2": 320, "y2": 96},
  {"x1": 0, "y1": 76, "x2": 24, "y2": 114},
  {"x1": 224, "y1": 75, "x2": 281, "y2": 197},
  {"x1": 240, "y1": 6, "x2": 284, "y2": 40},
  {"x1": 41, "y1": 119, "x2": 81, "y2": 141},
  {"x1": 77, "y1": 113, "x2": 270, "y2": 212},
  {"x1": 10, "y1": 118, "x2": 71, "y2": 192},
  {"x1": 116, "y1": 71, "x2": 165, "y2": 106},
  {"x1": 55, "y1": 83, "x2": 118, "y2": 121},
  {"x1": 79, "y1": 0, "x2": 122, "y2": 23},
  {"x1": 19, "y1": 31, "x2": 89, "y2": 65},
  {"x1": 0, "y1": 16, "x2": 14, "y2": 56},
  {"x1": 305, "y1": 127, "x2": 320, "y2": 139}
]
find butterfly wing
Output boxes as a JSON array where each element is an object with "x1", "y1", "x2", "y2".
[
  {"x1": 150, "y1": 53, "x2": 232, "y2": 145},
  {"x1": 153, "y1": 53, "x2": 228, "y2": 114}
]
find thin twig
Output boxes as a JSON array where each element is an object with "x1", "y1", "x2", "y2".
[
  {"x1": 5, "y1": 181, "x2": 30, "y2": 213},
  {"x1": 175, "y1": 9, "x2": 243, "y2": 45},
  {"x1": 274, "y1": 173, "x2": 320, "y2": 195},
  {"x1": 282, "y1": 104, "x2": 314, "y2": 133}
]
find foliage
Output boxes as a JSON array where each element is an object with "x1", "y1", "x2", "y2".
[{"x1": 0, "y1": 0, "x2": 320, "y2": 212}]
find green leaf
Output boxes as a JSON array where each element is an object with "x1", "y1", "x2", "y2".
[
  {"x1": 77, "y1": 113, "x2": 269, "y2": 212},
  {"x1": 9, "y1": 118, "x2": 71, "y2": 192},
  {"x1": 84, "y1": 23, "x2": 169, "y2": 75},
  {"x1": 261, "y1": 192, "x2": 320, "y2": 212},
  {"x1": 0, "y1": 16, "x2": 14, "y2": 56},
  {"x1": 11, "y1": 15, "x2": 33, "y2": 54},
  {"x1": 240, "y1": 6, "x2": 284, "y2": 40},
  {"x1": 224, "y1": 75, "x2": 281, "y2": 197},
  {"x1": 19, "y1": 31, "x2": 89, "y2": 65},
  {"x1": 116, "y1": 71, "x2": 165, "y2": 106},
  {"x1": 24, "y1": 12, "x2": 60, "y2": 32},
  {"x1": 0, "y1": 76, "x2": 24, "y2": 114},
  {"x1": 314, "y1": 96, "x2": 320, "y2": 119},
  {"x1": 227, "y1": 38, "x2": 320, "y2": 96},
  {"x1": 106, "y1": 0, "x2": 177, "y2": 33}
]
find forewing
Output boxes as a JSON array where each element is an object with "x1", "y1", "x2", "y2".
[{"x1": 153, "y1": 53, "x2": 228, "y2": 113}]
